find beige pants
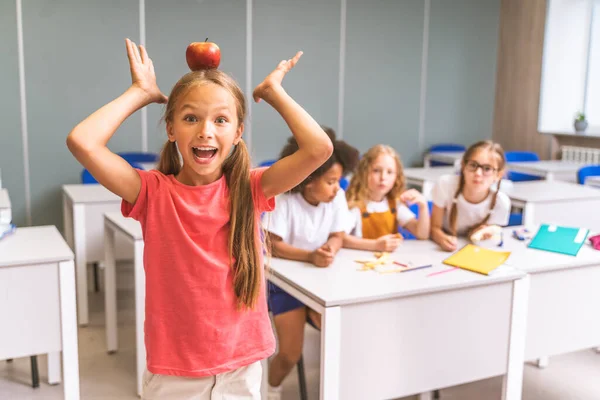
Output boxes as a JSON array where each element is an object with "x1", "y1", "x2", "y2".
[{"x1": 142, "y1": 361, "x2": 262, "y2": 400}]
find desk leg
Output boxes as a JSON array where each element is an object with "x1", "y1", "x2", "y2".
[
  {"x1": 545, "y1": 172, "x2": 554, "y2": 181},
  {"x1": 502, "y1": 275, "x2": 529, "y2": 400},
  {"x1": 104, "y1": 224, "x2": 118, "y2": 354},
  {"x1": 73, "y1": 205, "x2": 88, "y2": 326},
  {"x1": 320, "y1": 306, "x2": 341, "y2": 400},
  {"x1": 537, "y1": 357, "x2": 549, "y2": 368},
  {"x1": 418, "y1": 393, "x2": 433, "y2": 400},
  {"x1": 48, "y1": 352, "x2": 61, "y2": 384},
  {"x1": 62, "y1": 194, "x2": 74, "y2": 249},
  {"x1": 59, "y1": 260, "x2": 81, "y2": 400},
  {"x1": 134, "y1": 241, "x2": 146, "y2": 396},
  {"x1": 424, "y1": 155, "x2": 431, "y2": 168},
  {"x1": 522, "y1": 203, "x2": 535, "y2": 227}
]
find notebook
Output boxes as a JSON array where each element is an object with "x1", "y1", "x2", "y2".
[
  {"x1": 442, "y1": 244, "x2": 511, "y2": 275},
  {"x1": 527, "y1": 224, "x2": 589, "y2": 256}
]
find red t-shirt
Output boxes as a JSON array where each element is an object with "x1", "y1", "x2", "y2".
[{"x1": 122, "y1": 168, "x2": 276, "y2": 377}]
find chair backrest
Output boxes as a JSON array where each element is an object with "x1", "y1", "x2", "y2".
[
  {"x1": 505, "y1": 151, "x2": 539, "y2": 162},
  {"x1": 399, "y1": 201, "x2": 433, "y2": 240},
  {"x1": 117, "y1": 152, "x2": 159, "y2": 163},
  {"x1": 258, "y1": 159, "x2": 276, "y2": 168},
  {"x1": 577, "y1": 165, "x2": 600, "y2": 184},
  {"x1": 81, "y1": 162, "x2": 144, "y2": 185},
  {"x1": 339, "y1": 177, "x2": 349, "y2": 191},
  {"x1": 429, "y1": 144, "x2": 466, "y2": 153},
  {"x1": 504, "y1": 151, "x2": 541, "y2": 182}
]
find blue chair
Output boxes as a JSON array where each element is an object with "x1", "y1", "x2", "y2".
[
  {"x1": 81, "y1": 162, "x2": 144, "y2": 185},
  {"x1": 399, "y1": 201, "x2": 433, "y2": 239},
  {"x1": 429, "y1": 144, "x2": 466, "y2": 166},
  {"x1": 117, "y1": 152, "x2": 159, "y2": 163},
  {"x1": 507, "y1": 213, "x2": 523, "y2": 227},
  {"x1": 258, "y1": 159, "x2": 276, "y2": 167},
  {"x1": 339, "y1": 177, "x2": 349, "y2": 191},
  {"x1": 577, "y1": 165, "x2": 600, "y2": 184},
  {"x1": 505, "y1": 151, "x2": 542, "y2": 182}
]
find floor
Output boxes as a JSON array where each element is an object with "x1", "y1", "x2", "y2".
[{"x1": 2, "y1": 263, "x2": 600, "y2": 399}]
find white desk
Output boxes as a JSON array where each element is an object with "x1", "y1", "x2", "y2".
[
  {"x1": 103, "y1": 212, "x2": 145, "y2": 396},
  {"x1": 62, "y1": 184, "x2": 133, "y2": 325},
  {"x1": 507, "y1": 161, "x2": 585, "y2": 182},
  {"x1": 585, "y1": 176, "x2": 600, "y2": 188},
  {"x1": 269, "y1": 242, "x2": 528, "y2": 400},
  {"x1": 506, "y1": 181, "x2": 600, "y2": 230},
  {"x1": 490, "y1": 227, "x2": 600, "y2": 369},
  {"x1": 404, "y1": 167, "x2": 456, "y2": 199},
  {"x1": 0, "y1": 226, "x2": 80, "y2": 399},
  {"x1": 0, "y1": 188, "x2": 11, "y2": 224},
  {"x1": 423, "y1": 151, "x2": 464, "y2": 168}
]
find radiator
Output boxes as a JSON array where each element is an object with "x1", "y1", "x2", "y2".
[{"x1": 561, "y1": 146, "x2": 600, "y2": 164}]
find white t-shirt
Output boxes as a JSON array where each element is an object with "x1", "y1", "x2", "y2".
[
  {"x1": 431, "y1": 174, "x2": 511, "y2": 236},
  {"x1": 347, "y1": 199, "x2": 416, "y2": 238},
  {"x1": 263, "y1": 189, "x2": 350, "y2": 251}
]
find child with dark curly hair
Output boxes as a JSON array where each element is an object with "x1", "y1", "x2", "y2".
[{"x1": 263, "y1": 127, "x2": 359, "y2": 399}]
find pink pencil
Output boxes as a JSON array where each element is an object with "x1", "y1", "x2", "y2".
[{"x1": 427, "y1": 267, "x2": 459, "y2": 277}]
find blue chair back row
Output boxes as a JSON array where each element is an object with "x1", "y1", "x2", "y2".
[
  {"x1": 81, "y1": 161, "x2": 145, "y2": 184},
  {"x1": 578, "y1": 165, "x2": 600, "y2": 184},
  {"x1": 429, "y1": 144, "x2": 466, "y2": 167},
  {"x1": 504, "y1": 151, "x2": 542, "y2": 182}
]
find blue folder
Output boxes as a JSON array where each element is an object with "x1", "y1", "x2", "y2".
[{"x1": 528, "y1": 224, "x2": 589, "y2": 256}]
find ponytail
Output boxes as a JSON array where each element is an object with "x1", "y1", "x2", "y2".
[
  {"x1": 157, "y1": 141, "x2": 181, "y2": 176},
  {"x1": 223, "y1": 140, "x2": 261, "y2": 309}
]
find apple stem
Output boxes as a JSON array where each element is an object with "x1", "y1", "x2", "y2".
[{"x1": 205, "y1": 37, "x2": 208, "y2": 42}]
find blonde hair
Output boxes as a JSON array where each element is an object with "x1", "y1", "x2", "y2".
[
  {"x1": 449, "y1": 140, "x2": 506, "y2": 236},
  {"x1": 158, "y1": 70, "x2": 261, "y2": 309},
  {"x1": 346, "y1": 145, "x2": 405, "y2": 209}
]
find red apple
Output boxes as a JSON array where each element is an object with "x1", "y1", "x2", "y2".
[{"x1": 186, "y1": 39, "x2": 221, "y2": 71}]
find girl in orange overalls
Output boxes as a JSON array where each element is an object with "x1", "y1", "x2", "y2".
[{"x1": 344, "y1": 145, "x2": 430, "y2": 251}]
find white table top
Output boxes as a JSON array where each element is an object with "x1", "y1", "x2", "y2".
[
  {"x1": 269, "y1": 240, "x2": 525, "y2": 307},
  {"x1": 104, "y1": 211, "x2": 142, "y2": 240},
  {"x1": 507, "y1": 160, "x2": 585, "y2": 173},
  {"x1": 428, "y1": 151, "x2": 464, "y2": 159},
  {"x1": 138, "y1": 162, "x2": 157, "y2": 171},
  {"x1": 483, "y1": 226, "x2": 600, "y2": 275},
  {"x1": 585, "y1": 176, "x2": 600, "y2": 187},
  {"x1": 0, "y1": 189, "x2": 10, "y2": 209},
  {"x1": 404, "y1": 167, "x2": 457, "y2": 181},
  {"x1": 62, "y1": 184, "x2": 120, "y2": 204},
  {"x1": 0, "y1": 226, "x2": 74, "y2": 268},
  {"x1": 506, "y1": 180, "x2": 600, "y2": 203}
]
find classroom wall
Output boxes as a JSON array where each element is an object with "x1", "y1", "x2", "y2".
[{"x1": 0, "y1": 0, "x2": 500, "y2": 229}]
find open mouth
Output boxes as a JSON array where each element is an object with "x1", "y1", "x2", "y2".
[{"x1": 192, "y1": 146, "x2": 218, "y2": 163}]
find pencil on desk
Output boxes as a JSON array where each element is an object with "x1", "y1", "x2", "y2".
[
  {"x1": 400, "y1": 264, "x2": 432, "y2": 273},
  {"x1": 427, "y1": 267, "x2": 459, "y2": 277}
]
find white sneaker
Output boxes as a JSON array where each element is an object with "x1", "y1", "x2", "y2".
[{"x1": 267, "y1": 384, "x2": 282, "y2": 400}]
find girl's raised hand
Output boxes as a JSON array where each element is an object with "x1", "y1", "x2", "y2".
[
  {"x1": 400, "y1": 189, "x2": 427, "y2": 207},
  {"x1": 253, "y1": 51, "x2": 303, "y2": 104},
  {"x1": 125, "y1": 38, "x2": 167, "y2": 104}
]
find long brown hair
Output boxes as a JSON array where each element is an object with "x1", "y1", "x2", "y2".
[
  {"x1": 159, "y1": 70, "x2": 261, "y2": 309},
  {"x1": 449, "y1": 140, "x2": 506, "y2": 236},
  {"x1": 346, "y1": 145, "x2": 405, "y2": 209}
]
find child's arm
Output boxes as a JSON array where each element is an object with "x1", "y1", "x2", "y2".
[
  {"x1": 323, "y1": 232, "x2": 344, "y2": 254},
  {"x1": 254, "y1": 53, "x2": 334, "y2": 199},
  {"x1": 430, "y1": 205, "x2": 458, "y2": 252},
  {"x1": 66, "y1": 39, "x2": 167, "y2": 204},
  {"x1": 342, "y1": 233, "x2": 402, "y2": 252},
  {"x1": 400, "y1": 189, "x2": 430, "y2": 240},
  {"x1": 268, "y1": 233, "x2": 333, "y2": 268}
]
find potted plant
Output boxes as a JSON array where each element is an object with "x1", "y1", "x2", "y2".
[{"x1": 574, "y1": 111, "x2": 588, "y2": 133}]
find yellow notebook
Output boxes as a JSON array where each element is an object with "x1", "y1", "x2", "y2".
[{"x1": 442, "y1": 244, "x2": 511, "y2": 275}]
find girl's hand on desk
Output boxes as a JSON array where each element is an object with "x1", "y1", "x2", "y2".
[
  {"x1": 310, "y1": 245, "x2": 334, "y2": 268},
  {"x1": 439, "y1": 234, "x2": 458, "y2": 252},
  {"x1": 375, "y1": 234, "x2": 403, "y2": 252}
]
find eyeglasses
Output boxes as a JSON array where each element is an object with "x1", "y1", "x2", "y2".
[{"x1": 465, "y1": 160, "x2": 497, "y2": 176}]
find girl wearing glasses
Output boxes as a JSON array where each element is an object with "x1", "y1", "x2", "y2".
[{"x1": 430, "y1": 140, "x2": 510, "y2": 251}]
